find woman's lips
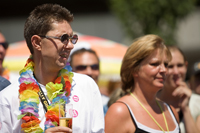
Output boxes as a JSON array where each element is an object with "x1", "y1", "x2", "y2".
[
  {"x1": 158, "y1": 78, "x2": 164, "y2": 82},
  {"x1": 156, "y1": 77, "x2": 165, "y2": 82}
]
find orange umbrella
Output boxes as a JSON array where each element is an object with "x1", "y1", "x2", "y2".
[
  {"x1": 71, "y1": 33, "x2": 128, "y2": 76},
  {"x1": 4, "y1": 40, "x2": 29, "y2": 71}
]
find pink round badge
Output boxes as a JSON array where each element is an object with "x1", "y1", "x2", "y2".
[
  {"x1": 73, "y1": 109, "x2": 78, "y2": 118},
  {"x1": 73, "y1": 95, "x2": 79, "y2": 102}
]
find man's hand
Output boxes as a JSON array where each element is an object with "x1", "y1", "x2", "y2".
[{"x1": 45, "y1": 126, "x2": 72, "y2": 133}]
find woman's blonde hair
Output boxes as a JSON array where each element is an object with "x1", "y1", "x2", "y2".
[{"x1": 120, "y1": 34, "x2": 171, "y2": 92}]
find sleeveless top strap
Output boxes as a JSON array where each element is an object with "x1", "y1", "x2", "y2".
[
  {"x1": 116, "y1": 101, "x2": 149, "y2": 133},
  {"x1": 116, "y1": 101, "x2": 138, "y2": 127},
  {"x1": 115, "y1": 101, "x2": 180, "y2": 133},
  {"x1": 164, "y1": 103, "x2": 181, "y2": 133}
]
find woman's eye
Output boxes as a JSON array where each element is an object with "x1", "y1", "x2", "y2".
[
  {"x1": 151, "y1": 63, "x2": 159, "y2": 66},
  {"x1": 177, "y1": 63, "x2": 184, "y2": 67},
  {"x1": 164, "y1": 63, "x2": 168, "y2": 68}
]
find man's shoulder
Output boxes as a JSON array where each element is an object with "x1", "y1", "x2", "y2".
[
  {"x1": 73, "y1": 72, "x2": 95, "y2": 83},
  {"x1": 0, "y1": 76, "x2": 8, "y2": 81},
  {"x1": 72, "y1": 72, "x2": 99, "y2": 91},
  {"x1": 0, "y1": 81, "x2": 19, "y2": 99},
  {"x1": 0, "y1": 76, "x2": 11, "y2": 91},
  {"x1": 9, "y1": 72, "x2": 20, "y2": 83}
]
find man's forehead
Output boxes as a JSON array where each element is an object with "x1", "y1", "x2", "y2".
[{"x1": 73, "y1": 52, "x2": 98, "y2": 64}]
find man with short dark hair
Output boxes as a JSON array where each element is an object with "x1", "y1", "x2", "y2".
[
  {"x1": 70, "y1": 48, "x2": 100, "y2": 83},
  {"x1": 69, "y1": 48, "x2": 109, "y2": 115},
  {"x1": 0, "y1": 4, "x2": 104, "y2": 133}
]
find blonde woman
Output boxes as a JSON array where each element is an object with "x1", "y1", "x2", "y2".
[{"x1": 105, "y1": 35, "x2": 180, "y2": 133}]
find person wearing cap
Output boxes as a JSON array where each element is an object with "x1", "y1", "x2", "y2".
[
  {"x1": 189, "y1": 61, "x2": 200, "y2": 95},
  {"x1": 0, "y1": 31, "x2": 19, "y2": 83}
]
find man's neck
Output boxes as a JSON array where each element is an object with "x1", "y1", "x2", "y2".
[
  {"x1": 32, "y1": 55, "x2": 60, "y2": 85},
  {"x1": 34, "y1": 66, "x2": 59, "y2": 85}
]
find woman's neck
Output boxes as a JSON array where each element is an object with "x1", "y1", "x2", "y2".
[{"x1": 133, "y1": 83, "x2": 158, "y2": 106}]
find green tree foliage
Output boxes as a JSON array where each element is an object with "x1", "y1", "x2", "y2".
[{"x1": 108, "y1": 0, "x2": 197, "y2": 45}]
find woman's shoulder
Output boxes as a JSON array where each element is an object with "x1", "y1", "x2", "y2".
[
  {"x1": 105, "y1": 96, "x2": 136, "y2": 132},
  {"x1": 106, "y1": 97, "x2": 131, "y2": 118}
]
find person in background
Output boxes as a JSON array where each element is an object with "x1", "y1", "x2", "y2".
[
  {"x1": 0, "y1": 31, "x2": 19, "y2": 83},
  {"x1": 189, "y1": 60, "x2": 200, "y2": 95},
  {"x1": 103, "y1": 80, "x2": 123, "y2": 114},
  {"x1": 0, "y1": 76, "x2": 11, "y2": 91},
  {"x1": 70, "y1": 48, "x2": 100, "y2": 83},
  {"x1": 69, "y1": 48, "x2": 109, "y2": 115},
  {"x1": 105, "y1": 34, "x2": 180, "y2": 133},
  {"x1": 107, "y1": 80, "x2": 122, "y2": 96},
  {"x1": 157, "y1": 46, "x2": 200, "y2": 133},
  {"x1": 0, "y1": 3, "x2": 104, "y2": 133}
]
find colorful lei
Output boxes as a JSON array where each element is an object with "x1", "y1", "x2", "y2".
[{"x1": 17, "y1": 56, "x2": 74, "y2": 133}]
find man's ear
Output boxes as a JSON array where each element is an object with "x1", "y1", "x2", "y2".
[{"x1": 31, "y1": 35, "x2": 42, "y2": 51}]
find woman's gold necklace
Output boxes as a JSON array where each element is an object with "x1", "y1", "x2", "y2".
[{"x1": 130, "y1": 92, "x2": 169, "y2": 133}]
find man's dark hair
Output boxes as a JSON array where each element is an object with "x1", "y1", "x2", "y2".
[
  {"x1": 69, "y1": 48, "x2": 100, "y2": 66},
  {"x1": 24, "y1": 3, "x2": 74, "y2": 54}
]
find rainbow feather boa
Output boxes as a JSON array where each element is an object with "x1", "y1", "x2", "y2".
[{"x1": 17, "y1": 56, "x2": 74, "y2": 132}]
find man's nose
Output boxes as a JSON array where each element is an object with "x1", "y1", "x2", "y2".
[
  {"x1": 85, "y1": 66, "x2": 93, "y2": 75},
  {"x1": 64, "y1": 41, "x2": 74, "y2": 50}
]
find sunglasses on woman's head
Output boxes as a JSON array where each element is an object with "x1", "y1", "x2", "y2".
[
  {"x1": 39, "y1": 34, "x2": 78, "y2": 45},
  {"x1": 74, "y1": 64, "x2": 99, "y2": 71}
]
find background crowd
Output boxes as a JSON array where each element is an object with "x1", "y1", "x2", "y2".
[{"x1": 0, "y1": 2, "x2": 200, "y2": 133}]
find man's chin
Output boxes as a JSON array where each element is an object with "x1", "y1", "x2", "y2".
[{"x1": 57, "y1": 63, "x2": 67, "y2": 70}]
